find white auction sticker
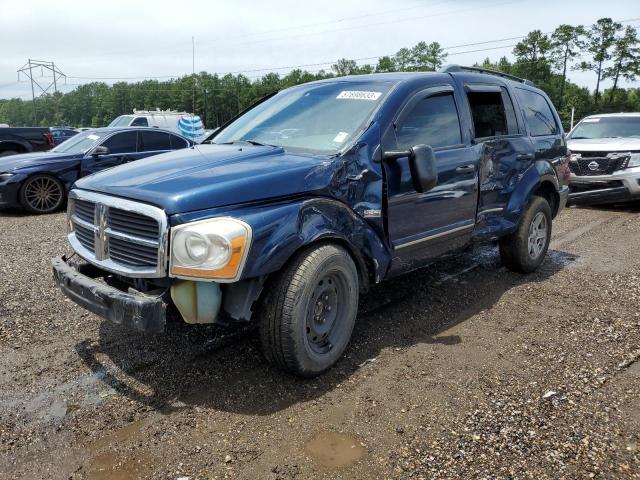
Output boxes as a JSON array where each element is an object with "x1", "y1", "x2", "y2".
[
  {"x1": 582, "y1": 118, "x2": 600, "y2": 123},
  {"x1": 87, "y1": 134, "x2": 100, "y2": 140},
  {"x1": 336, "y1": 90, "x2": 382, "y2": 101},
  {"x1": 333, "y1": 131, "x2": 349, "y2": 143}
]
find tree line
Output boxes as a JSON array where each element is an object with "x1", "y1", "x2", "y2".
[{"x1": 1, "y1": 18, "x2": 638, "y2": 130}]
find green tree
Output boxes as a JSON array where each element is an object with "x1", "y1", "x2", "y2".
[
  {"x1": 512, "y1": 30, "x2": 553, "y2": 84},
  {"x1": 375, "y1": 56, "x2": 396, "y2": 73},
  {"x1": 603, "y1": 25, "x2": 640, "y2": 102},
  {"x1": 409, "y1": 41, "x2": 447, "y2": 71},
  {"x1": 550, "y1": 24, "x2": 585, "y2": 108},
  {"x1": 393, "y1": 48, "x2": 412, "y2": 71},
  {"x1": 576, "y1": 17, "x2": 623, "y2": 104},
  {"x1": 331, "y1": 58, "x2": 359, "y2": 77}
]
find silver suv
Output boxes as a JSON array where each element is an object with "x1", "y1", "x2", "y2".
[{"x1": 567, "y1": 113, "x2": 640, "y2": 204}]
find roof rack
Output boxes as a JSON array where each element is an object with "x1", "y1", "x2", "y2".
[{"x1": 440, "y1": 64, "x2": 535, "y2": 86}]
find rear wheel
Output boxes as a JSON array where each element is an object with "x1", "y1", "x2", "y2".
[
  {"x1": 499, "y1": 196, "x2": 552, "y2": 273},
  {"x1": 259, "y1": 244, "x2": 359, "y2": 377},
  {"x1": 20, "y1": 175, "x2": 65, "y2": 214}
]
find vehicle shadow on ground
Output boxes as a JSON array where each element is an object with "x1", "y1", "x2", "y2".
[
  {"x1": 572, "y1": 201, "x2": 640, "y2": 214},
  {"x1": 75, "y1": 245, "x2": 577, "y2": 416}
]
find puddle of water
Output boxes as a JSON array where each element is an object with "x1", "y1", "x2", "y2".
[
  {"x1": 305, "y1": 431, "x2": 366, "y2": 468},
  {"x1": 88, "y1": 451, "x2": 152, "y2": 480},
  {"x1": 0, "y1": 369, "x2": 110, "y2": 426}
]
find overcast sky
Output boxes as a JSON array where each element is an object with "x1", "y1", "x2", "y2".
[{"x1": 0, "y1": 0, "x2": 638, "y2": 100}]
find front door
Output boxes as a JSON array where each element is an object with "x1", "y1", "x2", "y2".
[
  {"x1": 81, "y1": 130, "x2": 140, "y2": 176},
  {"x1": 383, "y1": 85, "x2": 479, "y2": 275}
]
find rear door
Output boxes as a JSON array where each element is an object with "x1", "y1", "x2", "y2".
[
  {"x1": 139, "y1": 130, "x2": 174, "y2": 156},
  {"x1": 81, "y1": 130, "x2": 139, "y2": 176},
  {"x1": 513, "y1": 87, "x2": 563, "y2": 166},
  {"x1": 384, "y1": 84, "x2": 479, "y2": 274},
  {"x1": 462, "y1": 83, "x2": 535, "y2": 222}
]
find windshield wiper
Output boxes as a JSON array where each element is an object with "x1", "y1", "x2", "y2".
[{"x1": 218, "y1": 140, "x2": 277, "y2": 147}]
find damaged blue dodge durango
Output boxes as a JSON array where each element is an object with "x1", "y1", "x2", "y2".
[{"x1": 52, "y1": 66, "x2": 570, "y2": 377}]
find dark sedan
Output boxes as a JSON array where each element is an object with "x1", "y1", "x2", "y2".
[{"x1": 0, "y1": 127, "x2": 192, "y2": 214}]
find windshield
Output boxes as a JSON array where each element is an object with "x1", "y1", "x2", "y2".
[
  {"x1": 569, "y1": 116, "x2": 640, "y2": 139},
  {"x1": 212, "y1": 81, "x2": 393, "y2": 154},
  {"x1": 108, "y1": 115, "x2": 133, "y2": 127},
  {"x1": 51, "y1": 131, "x2": 106, "y2": 153}
]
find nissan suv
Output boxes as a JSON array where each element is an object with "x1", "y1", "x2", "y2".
[{"x1": 567, "y1": 113, "x2": 640, "y2": 204}]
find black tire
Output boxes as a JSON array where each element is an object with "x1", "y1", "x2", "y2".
[
  {"x1": 259, "y1": 243, "x2": 359, "y2": 377},
  {"x1": 499, "y1": 196, "x2": 552, "y2": 273},
  {"x1": 0, "y1": 150, "x2": 19, "y2": 158},
  {"x1": 19, "y1": 175, "x2": 65, "y2": 214}
]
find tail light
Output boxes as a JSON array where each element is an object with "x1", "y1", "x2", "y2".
[{"x1": 44, "y1": 132, "x2": 54, "y2": 147}]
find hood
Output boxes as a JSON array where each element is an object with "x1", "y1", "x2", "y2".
[
  {"x1": 75, "y1": 144, "x2": 338, "y2": 214},
  {"x1": 568, "y1": 137, "x2": 640, "y2": 152},
  {"x1": 0, "y1": 151, "x2": 81, "y2": 173}
]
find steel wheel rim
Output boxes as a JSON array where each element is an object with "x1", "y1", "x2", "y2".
[
  {"x1": 24, "y1": 177, "x2": 62, "y2": 212},
  {"x1": 527, "y1": 212, "x2": 547, "y2": 259},
  {"x1": 305, "y1": 272, "x2": 348, "y2": 356}
]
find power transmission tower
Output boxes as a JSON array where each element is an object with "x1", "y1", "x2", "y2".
[{"x1": 17, "y1": 59, "x2": 66, "y2": 125}]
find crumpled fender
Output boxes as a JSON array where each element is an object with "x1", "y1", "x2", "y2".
[
  {"x1": 230, "y1": 197, "x2": 390, "y2": 290},
  {"x1": 503, "y1": 160, "x2": 559, "y2": 229}
]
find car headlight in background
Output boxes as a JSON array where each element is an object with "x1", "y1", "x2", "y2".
[
  {"x1": 170, "y1": 217, "x2": 252, "y2": 282},
  {"x1": 628, "y1": 153, "x2": 640, "y2": 168}
]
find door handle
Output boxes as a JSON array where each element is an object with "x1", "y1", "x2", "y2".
[
  {"x1": 455, "y1": 164, "x2": 476, "y2": 173},
  {"x1": 516, "y1": 153, "x2": 535, "y2": 161}
]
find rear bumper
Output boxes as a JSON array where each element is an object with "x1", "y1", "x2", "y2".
[
  {"x1": 52, "y1": 256, "x2": 166, "y2": 333},
  {"x1": 568, "y1": 167, "x2": 640, "y2": 205}
]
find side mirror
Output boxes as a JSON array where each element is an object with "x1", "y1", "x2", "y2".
[
  {"x1": 91, "y1": 145, "x2": 110, "y2": 157},
  {"x1": 383, "y1": 144, "x2": 437, "y2": 193}
]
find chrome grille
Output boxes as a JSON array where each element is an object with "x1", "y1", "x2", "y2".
[
  {"x1": 108, "y1": 209, "x2": 159, "y2": 240},
  {"x1": 67, "y1": 190, "x2": 168, "y2": 278}
]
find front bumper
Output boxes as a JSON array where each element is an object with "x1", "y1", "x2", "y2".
[
  {"x1": 52, "y1": 256, "x2": 166, "y2": 333},
  {"x1": 568, "y1": 167, "x2": 640, "y2": 205},
  {"x1": 0, "y1": 181, "x2": 21, "y2": 207}
]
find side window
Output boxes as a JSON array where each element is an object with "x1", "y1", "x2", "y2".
[
  {"x1": 140, "y1": 131, "x2": 172, "y2": 151},
  {"x1": 130, "y1": 117, "x2": 149, "y2": 127},
  {"x1": 395, "y1": 93, "x2": 462, "y2": 150},
  {"x1": 466, "y1": 88, "x2": 519, "y2": 139},
  {"x1": 102, "y1": 131, "x2": 138, "y2": 154},
  {"x1": 170, "y1": 135, "x2": 189, "y2": 149},
  {"x1": 515, "y1": 88, "x2": 558, "y2": 136}
]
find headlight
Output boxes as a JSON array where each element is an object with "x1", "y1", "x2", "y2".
[
  {"x1": 570, "y1": 153, "x2": 581, "y2": 161},
  {"x1": 628, "y1": 153, "x2": 640, "y2": 168},
  {"x1": 170, "y1": 217, "x2": 252, "y2": 282}
]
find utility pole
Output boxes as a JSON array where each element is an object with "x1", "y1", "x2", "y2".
[{"x1": 17, "y1": 59, "x2": 66, "y2": 125}]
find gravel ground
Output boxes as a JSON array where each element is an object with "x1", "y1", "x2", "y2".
[{"x1": 0, "y1": 203, "x2": 639, "y2": 479}]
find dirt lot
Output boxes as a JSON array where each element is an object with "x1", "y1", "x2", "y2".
[{"x1": 0, "y1": 203, "x2": 639, "y2": 479}]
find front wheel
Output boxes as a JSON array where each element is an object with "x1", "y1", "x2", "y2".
[
  {"x1": 499, "y1": 196, "x2": 552, "y2": 273},
  {"x1": 19, "y1": 175, "x2": 65, "y2": 214},
  {"x1": 259, "y1": 244, "x2": 359, "y2": 377}
]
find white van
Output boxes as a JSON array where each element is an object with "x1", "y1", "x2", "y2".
[{"x1": 108, "y1": 110, "x2": 206, "y2": 141}]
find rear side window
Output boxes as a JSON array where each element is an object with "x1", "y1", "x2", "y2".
[
  {"x1": 140, "y1": 131, "x2": 172, "y2": 151},
  {"x1": 466, "y1": 88, "x2": 518, "y2": 138},
  {"x1": 515, "y1": 88, "x2": 558, "y2": 136},
  {"x1": 395, "y1": 93, "x2": 462, "y2": 149},
  {"x1": 102, "y1": 131, "x2": 138, "y2": 154},
  {"x1": 130, "y1": 117, "x2": 149, "y2": 127},
  {"x1": 170, "y1": 135, "x2": 189, "y2": 149}
]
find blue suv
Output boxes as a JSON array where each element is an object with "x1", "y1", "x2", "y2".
[{"x1": 53, "y1": 66, "x2": 569, "y2": 376}]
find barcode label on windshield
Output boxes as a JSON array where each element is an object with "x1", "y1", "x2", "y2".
[{"x1": 337, "y1": 90, "x2": 382, "y2": 101}]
